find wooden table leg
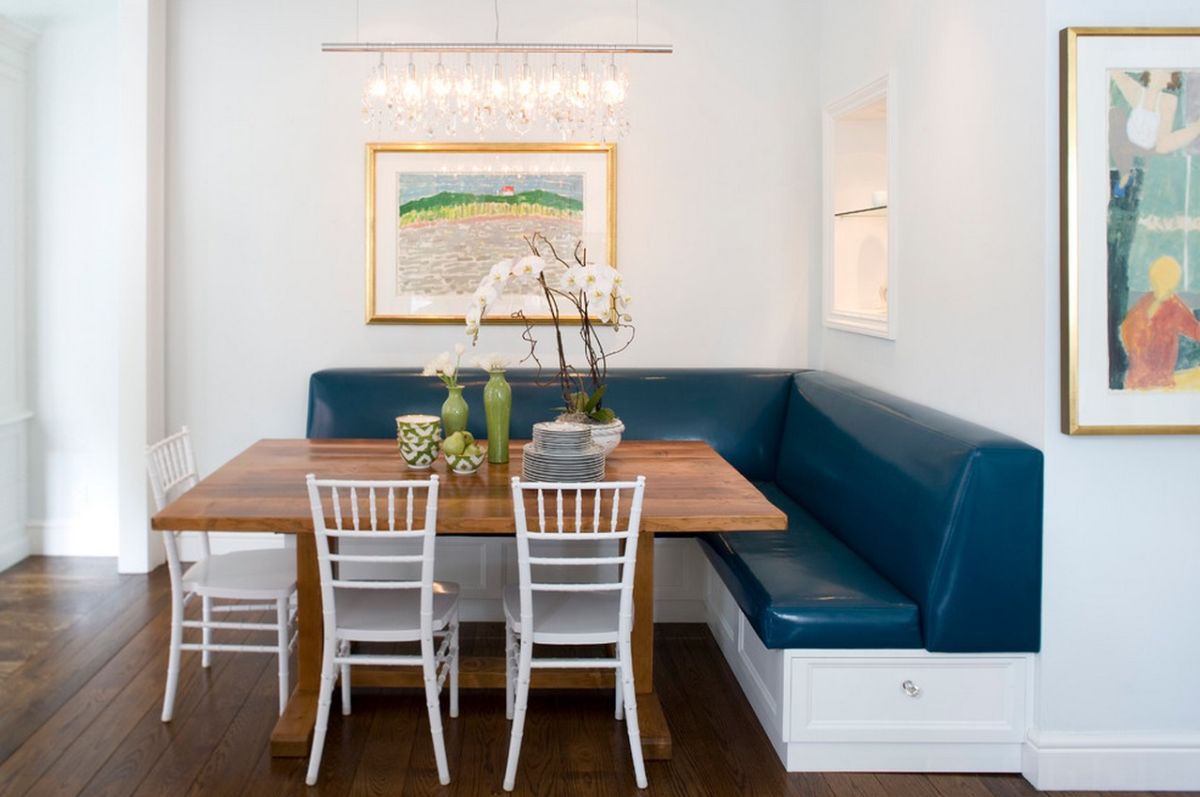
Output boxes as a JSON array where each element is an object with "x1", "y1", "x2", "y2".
[
  {"x1": 632, "y1": 531, "x2": 654, "y2": 694},
  {"x1": 632, "y1": 531, "x2": 671, "y2": 759},
  {"x1": 270, "y1": 534, "x2": 321, "y2": 757}
]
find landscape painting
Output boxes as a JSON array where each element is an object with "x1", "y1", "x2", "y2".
[
  {"x1": 395, "y1": 172, "x2": 583, "y2": 298},
  {"x1": 367, "y1": 143, "x2": 616, "y2": 324},
  {"x1": 1106, "y1": 68, "x2": 1200, "y2": 393}
]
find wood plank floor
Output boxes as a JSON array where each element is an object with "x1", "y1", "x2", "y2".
[{"x1": 0, "y1": 556, "x2": 1184, "y2": 796}]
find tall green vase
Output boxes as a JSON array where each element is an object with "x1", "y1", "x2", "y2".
[
  {"x1": 483, "y1": 370, "x2": 512, "y2": 464},
  {"x1": 441, "y1": 385, "x2": 469, "y2": 437}
]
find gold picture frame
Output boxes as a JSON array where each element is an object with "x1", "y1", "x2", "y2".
[
  {"x1": 365, "y1": 142, "x2": 617, "y2": 324},
  {"x1": 1061, "y1": 27, "x2": 1200, "y2": 434}
]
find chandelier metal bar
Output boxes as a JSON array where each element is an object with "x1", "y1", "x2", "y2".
[{"x1": 321, "y1": 41, "x2": 672, "y2": 55}]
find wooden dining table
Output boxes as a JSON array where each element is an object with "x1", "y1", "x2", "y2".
[{"x1": 151, "y1": 438, "x2": 786, "y2": 760}]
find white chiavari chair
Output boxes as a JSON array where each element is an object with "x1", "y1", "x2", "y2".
[
  {"x1": 503, "y1": 476, "x2": 649, "y2": 791},
  {"x1": 146, "y1": 427, "x2": 297, "y2": 722},
  {"x1": 304, "y1": 474, "x2": 460, "y2": 786}
]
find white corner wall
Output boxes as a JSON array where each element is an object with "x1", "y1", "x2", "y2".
[
  {"x1": 1029, "y1": 0, "x2": 1200, "y2": 791},
  {"x1": 817, "y1": 0, "x2": 1200, "y2": 790},
  {"x1": 164, "y1": 0, "x2": 820, "y2": 469},
  {"x1": 0, "y1": 16, "x2": 32, "y2": 573},
  {"x1": 814, "y1": 0, "x2": 1046, "y2": 444},
  {"x1": 3, "y1": 0, "x2": 124, "y2": 558}
]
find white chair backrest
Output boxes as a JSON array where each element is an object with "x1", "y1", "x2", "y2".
[
  {"x1": 509, "y1": 477, "x2": 647, "y2": 633},
  {"x1": 305, "y1": 474, "x2": 441, "y2": 636},
  {"x1": 146, "y1": 427, "x2": 204, "y2": 578},
  {"x1": 146, "y1": 427, "x2": 199, "y2": 512}
]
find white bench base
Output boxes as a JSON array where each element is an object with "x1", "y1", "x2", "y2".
[{"x1": 702, "y1": 556, "x2": 1032, "y2": 772}]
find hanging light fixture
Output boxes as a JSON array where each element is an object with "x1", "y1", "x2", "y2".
[{"x1": 324, "y1": 2, "x2": 672, "y2": 141}]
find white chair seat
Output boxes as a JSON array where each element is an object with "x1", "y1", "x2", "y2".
[
  {"x1": 182, "y1": 548, "x2": 297, "y2": 598},
  {"x1": 503, "y1": 584, "x2": 620, "y2": 644},
  {"x1": 335, "y1": 581, "x2": 460, "y2": 642},
  {"x1": 149, "y1": 427, "x2": 298, "y2": 723}
]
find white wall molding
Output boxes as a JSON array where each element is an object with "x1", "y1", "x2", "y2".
[
  {"x1": 28, "y1": 519, "x2": 118, "y2": 557},
  {"x1": 1023, "y1": 730, "x2": 1200, "y2": 791},
  {"x1": 0, "y1": 15, "x2": 31, "y2": 575},
  {"x1": 0, "y1": 531, "x2": 30, "y2": 573},
  {"x1": 116, "y1": 0, "x2": 166, "y2": 573}
]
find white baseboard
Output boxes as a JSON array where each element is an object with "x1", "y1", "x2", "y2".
[
  {"x1": 788, "y1": 741, "x2": 1022, "y2": 772},
  {"x1": 0, "y1": 530, "x2": 30, "y2": 573},
  {"x1": 1022, "y1": 731, "x2": 1200, "y2": 791},
  {"x1": 28, "y1": 520, "x2": 118, "y2": 557}
]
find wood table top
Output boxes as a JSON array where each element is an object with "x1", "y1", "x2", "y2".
[{"x1": 151, "y1": 438, "x2": 787, "y2": 535}]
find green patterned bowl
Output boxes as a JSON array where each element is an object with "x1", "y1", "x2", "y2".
[
  {"x1": 396, "y1": 414, "x2": 441, "y2": 469},
  {"x1": 444, "y1": 449, "x2": 485, "y2": 475}
]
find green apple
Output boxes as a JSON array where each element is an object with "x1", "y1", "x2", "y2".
[
  {"x1": 442, "y1": 432, "x2": 466, "y2": 456},
  {"x1": 462, "y1": 431, "x2": 475, "y2": 446},
  {"x1": 464, "y1": 443, "x2": 482, "y2": 457}
]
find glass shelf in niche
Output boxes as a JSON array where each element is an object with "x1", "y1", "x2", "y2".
[{"x1": 833, "y1": 205, "x2": 888, "y2": 218}]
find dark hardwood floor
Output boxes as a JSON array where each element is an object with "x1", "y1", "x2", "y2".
[{"x1": 0, "y1": 556, "x2": 1182, "y2": 796}]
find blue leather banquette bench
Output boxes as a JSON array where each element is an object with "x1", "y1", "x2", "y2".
[{"x1": 307, "y1": 367, "x2": 1043, "y2": 656}]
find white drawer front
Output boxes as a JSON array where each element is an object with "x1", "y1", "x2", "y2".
[{"x1": 790, "y1": 656, "x2": 1026, "y2": 743}]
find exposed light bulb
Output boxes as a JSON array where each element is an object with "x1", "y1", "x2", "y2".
[
  {"x1": 601, "y1": 63, "x2": 625, "y2": 104},
  {"x1": 402, "y1": 62, "x2": 422, "y2": 103},
  {"x1": 366, "y1": 55, "x2": 389, "y2": 98},
  {"x1": 490, "y1": 61, "x2": 507, "y2": 100},
  {"x1": 457, "y1": 60, "x2": 477, "y2": 96},
  {"x1": 431, "y1": 62, "x2": 451, "y2": 98},
  {"x1": 542, "y1": 63, "x2": 562, "y2": 99}
]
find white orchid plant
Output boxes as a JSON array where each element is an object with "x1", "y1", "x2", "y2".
[
  {"x1": 465, "y1": 232, "x2": 634, "y2": 424},
  {"x1": 422, "y1": 343, "x2": 467, "y2": 388}
]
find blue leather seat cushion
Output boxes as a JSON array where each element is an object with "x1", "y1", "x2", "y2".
[{"x1": 699, "y1": 482, "x2": 922, "y2": 649}]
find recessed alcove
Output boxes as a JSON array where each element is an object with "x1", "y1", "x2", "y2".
[{"x1": 824, "y1": 76, "x2": 895, "y2": 339}]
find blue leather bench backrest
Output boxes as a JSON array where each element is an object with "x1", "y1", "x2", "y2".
[
  {"x1": 307, "y1": 368, "x2": 797, "y2": 481},
  {"x1": 774, "y1": 372, "x2": 1043, "y2": 652}
]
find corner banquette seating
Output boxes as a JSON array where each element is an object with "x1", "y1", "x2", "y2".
[{"x1": 307, "y1": 368, "x2": 1043, "y2": 772}]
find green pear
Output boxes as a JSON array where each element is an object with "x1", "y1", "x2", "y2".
[
  {"x1": 464, "y1": 443, "x2": 482, "y2": 457},
  {"x1": 442, "y1": 432, "x2": 466, "y2": 456},
  {"x1": 462, "y1": 431, "x2": 475, "y2": 446}
]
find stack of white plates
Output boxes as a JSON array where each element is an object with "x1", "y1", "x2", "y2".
[
  {"x1": 531, "y1": 421, "x2": 592, "y2": 451},
  {"x1": 522, "y1": 421, "x2": 606, "y2": 482}
]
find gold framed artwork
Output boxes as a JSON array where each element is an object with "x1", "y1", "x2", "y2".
[
  {"x1": 365, "y1": 142, "x2": 616, "y2": 324},
  {"x1": 1062, "y1": 27, "x2": 1200, "y2": 434}
]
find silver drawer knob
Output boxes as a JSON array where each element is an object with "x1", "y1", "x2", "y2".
[{"x1": 901, "y1": 679, "x2": 921, "y2": 698}]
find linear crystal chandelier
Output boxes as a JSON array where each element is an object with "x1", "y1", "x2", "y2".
[{"x1": 322, "y1": 4, "x2": 672, "y2": 141}]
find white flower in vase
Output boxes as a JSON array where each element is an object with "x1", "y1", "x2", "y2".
[{"x1": 475, "y1": 352, "x2": 512, "y2": 372}]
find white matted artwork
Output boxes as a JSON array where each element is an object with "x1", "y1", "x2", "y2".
[
  {"x1": 366, "y1": 142, "x2": 616, "y2": 324},
  {"x1": 1063, "y1": 28, "x2": 1200, "y2": 433}
]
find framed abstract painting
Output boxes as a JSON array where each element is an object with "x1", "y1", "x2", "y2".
[
  {"x1": 365, "y1": 142, "x2": 616, "y2": 324},
  {"x1": 1062, "y1": 28, "x2": 1200, "y2": 434}
]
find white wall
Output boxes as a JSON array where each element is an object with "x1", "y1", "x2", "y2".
[
  {"x1": 815, "y1": 0, "x2": 1046, "y2": 445},
  {"x1": 1, "y1": 0, "x2": 123, "y2": 557},
  {"x1": 0, "y1": 17, "x2": 32, "y2": 572},
  {"x1": 164, "y1": 0, "x2": 820, "y2": 469},
  {"x1": 1030, "y1": 0, "x2": 1200, "y2": 790},
  {"x1": 817, "y1": 0, "x2": 1200, "y2": 790}
]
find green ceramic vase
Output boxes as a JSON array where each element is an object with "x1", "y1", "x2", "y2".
[
  {"x1": 483, "y1": 370, "x2": 512, "y2": 464},
  {"x1": 441, "y1": 385, "x2": 469, "y2": 437}
]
